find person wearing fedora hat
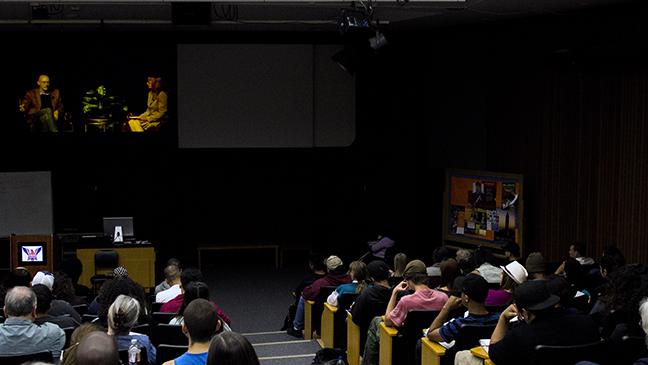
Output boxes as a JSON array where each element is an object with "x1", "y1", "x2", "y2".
[
  {"x1": 360, "y1": 260, "x2": 448, "y2": 365},
  {"x1": 487, "y1": 281, "x2": 599, "y2": 365}
]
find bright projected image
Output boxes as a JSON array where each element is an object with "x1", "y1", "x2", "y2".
[
  {"x1": 444, "y1": 170, "x2": 523, "y2": 247},
  {"x1": 4, "y1": 38, "x2": 176, "y2": 135}
]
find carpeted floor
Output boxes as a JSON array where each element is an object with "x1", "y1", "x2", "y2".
[{"x1": 200, "y1": 249, "x2": 322, "y2": 364}]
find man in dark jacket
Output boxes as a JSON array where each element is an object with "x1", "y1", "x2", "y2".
[
  {"x1": 487, "y1": 280, "x2": 600, "y2": 365},
  {"x1": 19, "y1": 74, "x2": 63, "y2": 132},
  {"x1": 351, "y1": 260, "x2": 392, "y2": 346},
  {"x1": 288, "y1": 255, "x2": 351, "y2": 337}
]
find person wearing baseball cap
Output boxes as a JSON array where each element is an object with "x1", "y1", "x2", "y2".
[
  {"x1": 488, "y1": 281, "x2": 599, "y2": 365},
  {"x1": 426, "y1": 274, "x2": 500, "y2": 355},
  {"x1": 361, "y1": 260, "x2": 448, "y2": 365},
  {"x1": 288, "y1": 255, "x2": 351, "y2": 338}
]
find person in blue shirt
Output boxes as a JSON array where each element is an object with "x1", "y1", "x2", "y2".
[
  {"x1": 327, "y1": 261, "x2": 369, "y2": 307},
  {"x1": 426, "y1": 273, "x2": 500, "y2": 344},
  {"x1": 164, "y1": 298, "x2": 224, "y2": 365}
]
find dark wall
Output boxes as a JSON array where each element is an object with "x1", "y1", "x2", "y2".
[{"x1": 3, "y1": 2, "x2": 648, "y2": 268}]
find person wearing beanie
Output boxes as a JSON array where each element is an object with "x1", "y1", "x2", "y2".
[
  {"x1": 526, "y1": 252, "x2": 548, "y2": 281},
  {"x1": 288, "y1": 255, "x2": 351, "y2": 338},
  {"x1": 361, "y1": 260, "x2": 448, "y2": 365},
  {"x1": 350, "y1": 261, "x2": 393, "y2": 346}
]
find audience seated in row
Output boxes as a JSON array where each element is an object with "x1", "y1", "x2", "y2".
[
  {"x1": 169, "y1": 281, "x2": 232, "y2": 332},
  {"x1": 32, "y1": 271, "x2": 82, "y2": 323}
]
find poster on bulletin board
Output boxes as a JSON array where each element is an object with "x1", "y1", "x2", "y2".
[{"x1": 443, "y1": 169, "x2": 523, "y2": 250}]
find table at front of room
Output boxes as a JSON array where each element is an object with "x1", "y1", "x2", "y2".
[{"x1": 76, "y1": 246, "x2": 156, "y2": 291}]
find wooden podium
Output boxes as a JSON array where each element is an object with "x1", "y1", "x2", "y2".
[{"x1": 9, "y1": 234, "x2": 53, "y2": 278}]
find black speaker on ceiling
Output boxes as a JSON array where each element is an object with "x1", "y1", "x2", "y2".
[{"x1": 172, "y1": 2, "x2": 212, "y2": 25}]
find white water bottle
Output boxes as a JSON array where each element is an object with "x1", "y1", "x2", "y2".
[{"x1": 128, "y1": 338, "x2": 141, "y2": 365}]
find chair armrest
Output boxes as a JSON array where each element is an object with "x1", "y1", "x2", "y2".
[
  {"x1": 379, "y1": 321, "x2": 399, "y2": 337},
  {"x1": 304, "y1": 300, "x2": 316, "y2": 340},
  {"x1": 421, "y1": 338, "x2": 446, "y2": 365},
  {"x1": 321, "y1": 303, "x2": 338, "y2": 348},
  {"x1": 422, "y1": 338, "x2": 446, "y2": 356},
  {"x1": 470, "y1": 346, "x2": 489, "y2": 360},
  {"x1": 346, "y1": 311, "x2": 361, "y2": 365},
  {"x1": 324, "y1": 303, "x2": 338, "y2": 314},
  {"x1": 379, "y1": 321, "x2": 398, "y2": 365}
]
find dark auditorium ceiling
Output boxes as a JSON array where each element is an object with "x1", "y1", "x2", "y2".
[{"x1": 0, "y1": 0, "x2": 635, "y2": 31}]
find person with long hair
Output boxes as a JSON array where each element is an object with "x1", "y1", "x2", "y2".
[
  {"x1": 207, "y1": 332, "x2": 260, "y2": 365},
  {"x1": 107, "y1": 295, "x2": 156, "y2": 365},
  {"x1": 327, "y1": 261, "x2": 369, "y2": 307},
  {"x1": 94, "y1": 277, "x2": 150, "y2": 326},
  {"x1": 170, "y1": 281, "x2": 208, "y2": 324},
  {"x1": 128, "y1": 74, "x2": 167, "y2": 132}
]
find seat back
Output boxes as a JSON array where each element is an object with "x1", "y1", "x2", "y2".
[
  {"x1": 615, "y1": 335, "x2": 648, "y2": 365},
  {"x1": 152, "y1": 324, "x2": 187, "y2": 346},
  {"x1": 73, "y1": 304, "x2": 88, "y2": 316},
  {"x1": 393, "y1": 310, "x2": 440, "y2": 365},
  {"x1": 156, "y1": 344, "x2": 188, "y2": 365},
  {"x1": 132, "y1": 323, "x2": 151, "y2": 337},
  {"x1": 398, "y1": 310, "x2": 440, "y2": 340},
  {"x1": 63, "y1": 326, "x2": 75, "y2": 348},
  {"x1": 312, "y1": 286, "x2": 338, "y2": 334},
  {"x1": 0, "y1": 351, "x2": 52, "y2": 365},
  {"x1": 152, "y1": 302, "x2": 164, "y2": 313},
  {"x1": 534, "y1": 339, "x2": 608, "y2": 365},
  {"x1": 153, "y1": 312, "x2": 177, "y2": 325},
  {"x1": 82, "y1": 314, "x2": 98, "y2": 323},
  {"x1": 337, "y1": 293, "x2": 359, "y2": 310},
  {"x1": 95, "y1": 250, "x2": 119, "y2": 273},
  {"x1": 453, "y1": 323, "x2": 497, "y2": 351},
  {"x1": 332, "y1": 293, "x2": 360, "y2": 349}
]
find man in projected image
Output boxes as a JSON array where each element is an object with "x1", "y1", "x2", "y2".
[
  {"x1": 128, "y1": 74, "x2": 167, "y2": 132},
  {"x1": 19, "y1": 74, "x2": 63, "y2": 132}
]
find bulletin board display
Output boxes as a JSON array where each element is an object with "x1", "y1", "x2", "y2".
[{"x1": 443, "y1": 169, "x2": 523, "y2": 249}]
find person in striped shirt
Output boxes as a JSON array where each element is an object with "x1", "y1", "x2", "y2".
[{"x1": 426, "y1": 273, "x2": 499, "y2": 344}]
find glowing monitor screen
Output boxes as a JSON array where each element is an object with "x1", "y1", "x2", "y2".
[{"x1": 20, "y1": 245, "x2": 45, "y2": 263}]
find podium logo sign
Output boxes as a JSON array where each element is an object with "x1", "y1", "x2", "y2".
[{"x1": 21, "y1": 246, "x2": 43, "y2": 262}]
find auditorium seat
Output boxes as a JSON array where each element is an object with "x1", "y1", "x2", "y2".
[
  {"x1": 321, "y1": 293, "x2": 359, "y2": 349},
  {"x1": 420, "y1": 323, "x2": 496, "y2": 365},
  {"x1": 534, "y1": 339, "x2": 608, "y2": 365},
  {"x1": 303, "y1": 286, "x2": 337, "y2": 340},
  {"x1": 153, "y1": 311, "x2": 176, "y2": 325},
  {"x1": 72, "y1": 304, "x2": 88, "y2": 316},
  {"x1": 82, "y1": 314, "x2": 98, "y2": 323},
  {"x1": 379, "y1": 310, "x2": 440, "y2": 365},
  {"x1": 156, "y1": 344, "x2": 188, "y2": 365},
  {"x1": 63, "y1": 326, "x2": 75, "y2": 348},
  {"x1": 346, "y1": 311, "x2": 362, "y2": 365},
  {"x1": 152, "y1": 324, "x2": 187, "y2": 346},
  {"x1": 0, "y1": 351, "x2": 52, "y2": 365}
]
